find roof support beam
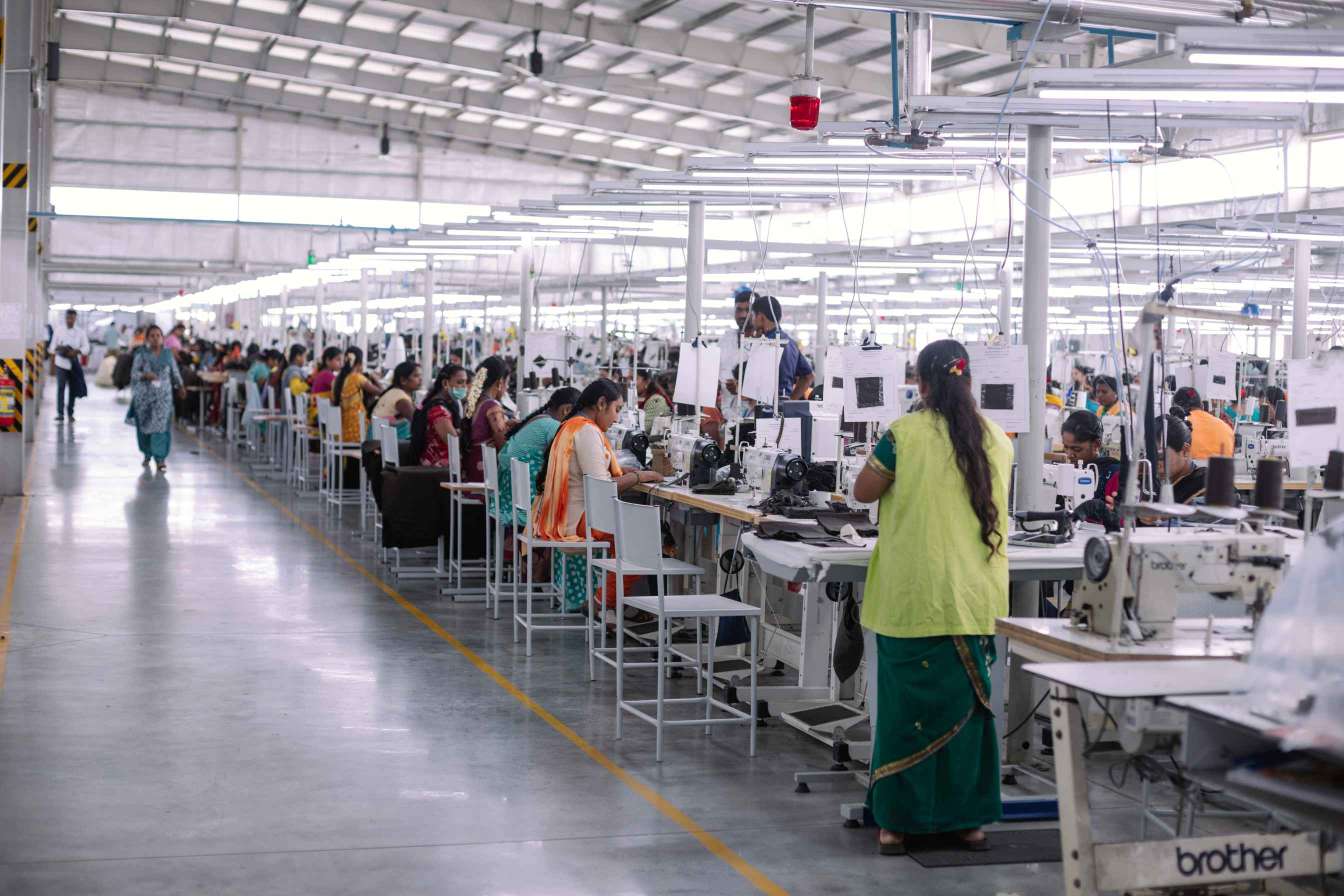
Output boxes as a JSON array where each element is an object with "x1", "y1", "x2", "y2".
[
  {"x1": 56, "y1": 55, "x2": 666, "y2": 173},
  {"x1": 375, "y1": 0, "x2": 895, "y2": 98},
  {"x1": 60, "y1": 20, "x2": 740, "y2": 155},
  {"x1": 56, "y1": 0, "x2": 789, "y2": 128}
]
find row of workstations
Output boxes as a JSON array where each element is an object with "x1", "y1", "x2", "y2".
[
  {"x1": 200, "y1": 372, "x2": 1344, "y2": 896},
  {"x1": 633, "y1": 465, "x2": 1343, "y2": 895}
]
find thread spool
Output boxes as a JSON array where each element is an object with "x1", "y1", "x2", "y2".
[
  {"x1": 1326, "y1": 450, "x2": 1344, "y2": 492},
  {"x1": 1253, "y1": 458, "x2": 1285, "y2": 511},
  {"x1": 1205, "y1": 456, "x2": 1239, "y2": 507}
]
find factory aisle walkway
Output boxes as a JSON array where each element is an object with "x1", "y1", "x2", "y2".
[{"x1": 0, "y1": 388, "x2": 1067, "y2": 895}]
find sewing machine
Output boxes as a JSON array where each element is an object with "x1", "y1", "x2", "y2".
[
  {"x1": 1071, "y1": 529, "x2": 1287, "y2": 641},
  {"x1": 1240, "y1": 426, "x2": 1289, "y2": 475},
  {"x1": 605, "y1": 421, "x2": 650, "y2": 468},
  {"x1": 669, "y1": 433, "x2": 723, "y2": 487},
  {"x1": 741, "y1": 445, "x2": 807, "y2": 497},
  {"x1": 1043, "y1": 462, "x2": 1098, "y2": 514}
]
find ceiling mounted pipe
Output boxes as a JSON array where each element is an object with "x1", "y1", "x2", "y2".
[{"x1": 760, "y1": 0, "x2": 1303, "y2": 34}]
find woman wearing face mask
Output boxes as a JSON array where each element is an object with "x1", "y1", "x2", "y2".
[{"x1": 411, "y1": 364, "x2": 469, "y2": 467}]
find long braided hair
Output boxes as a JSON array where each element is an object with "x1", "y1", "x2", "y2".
[{"x1": 916, "y1": 339, "x2": 1002, "y2": 557}]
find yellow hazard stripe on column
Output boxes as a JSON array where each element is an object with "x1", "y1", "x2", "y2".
[
  {"x1": 26, "y1": 217, "x2": 36, "y2": 232},
  {"x1": 2, "y1": 163, "x2": 28, "y2": 189},
  {"x1": 1, "y1": 358, "x2": 23, "y2": 433}
]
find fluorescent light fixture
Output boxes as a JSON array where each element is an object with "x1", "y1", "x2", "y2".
[
  {"x1": 822, "y1": 135, "x2": 1143, "y2": 152},
  {"x1": 1188, "y1": 51, "x2": 1344, "y2": 69},
  {"x1": 642, "y1": 182, "x2": 842, "y2": 195},
  {"x1": 1220, "y1": 228, "x2": 1344, "y2": 243},
  {"x1": 1038, "y1": 87, "x2": 1344, "y2": 103},
  {"x1": 750, "y1": 153, "x2": 990, "y2": 167},
  {"x1": 555, "y1": 203, "x2": 773, "y2": 213},
  {"x1": 688, "y1": 168, "x2": 961, "y2": 183}
]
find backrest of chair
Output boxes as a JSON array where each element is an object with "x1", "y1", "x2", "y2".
[
  {"x1": 510, "y1": 457, "x2": 532, "y2": 515},
  {"x1": 294, "y1": 391, "x2": 308, "y2": 421},
  {"x1": 583, "y1": 475, "x2": 618, "y2": 535},
  {"x1": 612, "y1": 499, "x2": 663, "y2": 569},
  {"x1": 482, "y1": 444, "x2": 499, "y2": 491},
  {"x1": 244, "y1": 378, "x2": 261, "y2": 410},
  {"x1": 319, "y1": 402, "x2": 340, "y2": 442},
  {"x1": 379, "y1": 421, "x2": 399, "y2": 468},
  {"x1": 445, "y1": 432, "x2": 463, "y2": 482},
  {"x1": 283, "y1": 387, "x2": 294, "y2": 417}
]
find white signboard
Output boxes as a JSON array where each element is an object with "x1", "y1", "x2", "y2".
[
  {"x1": 673, "y1": 342, "x2": 721, "y2": 409},
  {"x1": 841, "y1": 344, "x2": 908, "y2": 424},
  {"x1": 967, "y1": 342, "x2": 1030, "y2": 433},
  {"x1": 1287, "y1": 357, "x2": 1344, "y2": 468}
]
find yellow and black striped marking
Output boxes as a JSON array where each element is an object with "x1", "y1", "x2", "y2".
[
  {"x1": 23, "y1": 349, "x2": 36, "y2": 399},
  {"x1": 26, "y1": 217, "x2": 36, "y2": 233},
  {"x1": 0, "y1": 358, "x2": 23, "y2": 433},
  {"x1": 2, "y1": 163, "x2": 28, "y2": 189}
]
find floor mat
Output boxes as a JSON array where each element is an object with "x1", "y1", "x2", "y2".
[{"x1": 906, "y1": 828, "x2": 1061, "y2": 867}]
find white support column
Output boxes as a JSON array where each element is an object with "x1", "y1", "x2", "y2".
[
  {"x1": 599, "y1": 285, "x2": 609, "y2": 372},
  {"x1": 358, "y1": 269, "x2": 370, "y2": 360},
  {"x1": 518, "y1": 242, "x2": 533, "y2": 341},
  {"x1": 1292, "y1": 239, "x2": 1310, "y2": 360},
  {"x1": 422, "y1": 263, "x2": 435, "y2": 371},
  {"x1": 314, "y1": 280, "x2": 325, "y2": 352},
  {"x1": 814, "y1": 275, "x2": 829, "y2": 388},
  {"x1": 1018, "y1": 124, "x2": 1053, "y2": 513},
  {"x1": 685, "y1": 199, "x2": 705, "y2": 341},
  {"x1": 0, "y1": 0, "x2": 34, "y2": 494},
  {"x1": 998, "y1": 265, "x2": 1013, "y2": 339},
  {"x1": 904, "y1": 12, "x2": 932, "y2": 128},
  {"x1": 279, "y1": 287, "x2": 289, "y2": 350}
]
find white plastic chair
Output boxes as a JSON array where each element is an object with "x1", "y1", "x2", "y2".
[
  {"x1": 612, "y1": 499, "x2": 761, "y2": 763},
  {"x1": 584, "y1": 475, "x2": 707, "y2": 682},
  {"x1": 441, "y1": 433, "x2": 488, "y2": 597},
  {"x1": 510, "y1": 457, "x2": 605, "y2": 657},
  {"x1": 319, "y1": 401, "x2": 363, "y2": 515},
  {"x1": 481, "y1": 444, "x2": 505, "y2": 617}
]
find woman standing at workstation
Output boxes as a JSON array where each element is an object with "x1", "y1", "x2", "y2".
[
  {"x1": 852, "y1": 339, "x2": 1013, "y2": 856},
  {"x1": 465, "y1": 356, "x2": 512, "y2": 482},
  {"x1": 127, "y1": 324, "x2": 186, "y2": 473}
]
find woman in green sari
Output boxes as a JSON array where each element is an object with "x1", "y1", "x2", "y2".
[
  {"x1": 127, "y1": 325, "x2": 185, "y2": 473},
  {"x1": 852, "y1": 339, "x2": 1012, "y2": 855}
]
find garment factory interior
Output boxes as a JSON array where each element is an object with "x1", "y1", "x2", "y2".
[{"x1": 1, "y1": 0, "x2": 1344, "y2": 894}]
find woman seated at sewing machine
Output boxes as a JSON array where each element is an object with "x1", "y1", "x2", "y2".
[{"x1": 1060, "y1": 411, "x2": 1121, "y2": 526}]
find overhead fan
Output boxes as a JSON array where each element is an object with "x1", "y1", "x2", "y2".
[{"x1": 499, "y1": 30, "x2": 665, "y2": 102}]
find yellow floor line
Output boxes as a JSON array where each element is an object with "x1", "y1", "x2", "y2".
[{"x1": 200, "y1": 437, "x2": 789, "y2": 896}]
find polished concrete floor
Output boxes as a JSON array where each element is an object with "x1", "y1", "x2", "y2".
[{"x1": 0, "y1": 388, "x2": 1185, "y2": 894}]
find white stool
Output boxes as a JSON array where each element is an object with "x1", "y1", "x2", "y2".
[
  {"x1": 510, "y1": 457, "x2": 605, "y2": 657},
  {"x1": 612, "y1": 499, "x2": 761, "y2": 763},
  {"x1": 584, "y1": 474, "x2": 706, "y2": 683},
  {"x1": 440, "y1": 433, "x2": 488, "y2": 598}
]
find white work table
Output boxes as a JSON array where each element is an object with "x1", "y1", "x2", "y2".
[{"x1": 1023, "y1": 658, "x2": 1342, "y2": 895}]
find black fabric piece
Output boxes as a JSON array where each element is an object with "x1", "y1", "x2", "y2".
[
  {"x1": 715, "y1": 587, "x2": 750, "y2": 646},
  {"x1": 831, "y1": 595, "x2": 863, "y2": 683},
  {"x1": 67, "y1": 361, "x2": 88, "y2": 399},
  {"x1": 112, "y1": 352, "x2": 134, "y2": 389}
]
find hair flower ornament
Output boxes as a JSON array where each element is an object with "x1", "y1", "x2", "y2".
[{"x1": 947, "y1": 357, "x2": 967, "y2": 377}]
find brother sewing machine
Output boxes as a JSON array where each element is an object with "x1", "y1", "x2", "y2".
[
  {"x1": 1043, "y1": 462, "x2": 1098, "y2": 514},
  {"x1": 1071, "y1": 528, "x2": 1286, "y2": 641},
  {"x1": 669, "y1": 433, "x2": 723, "y2": 487},
  {"x1": 741, "y1": 445, "x2": 807, "y2": 498}
]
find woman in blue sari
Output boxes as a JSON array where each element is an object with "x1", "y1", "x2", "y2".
[{"x1": 128, "y1": 325, "x2": 185, "y2": 472}]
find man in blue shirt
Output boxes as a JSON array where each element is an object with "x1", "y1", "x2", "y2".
[{"x1": 750, "y1": 294, "x2": 814, "y2": 400}]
